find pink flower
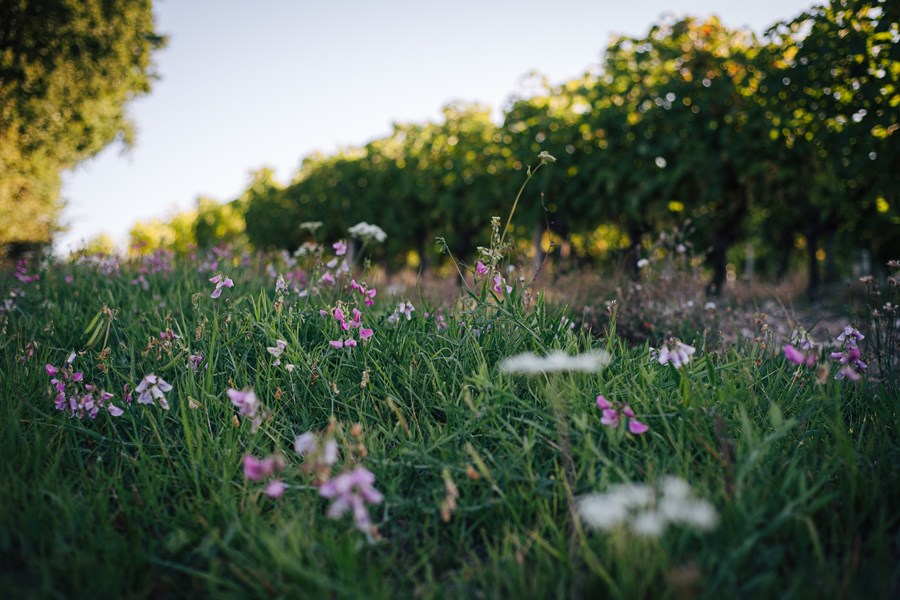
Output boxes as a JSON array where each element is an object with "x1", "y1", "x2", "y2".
[
  {"x1": 784, "y1": 344, "x2": 816, "y2": 367},
  {"x1": 243, "y1": 455, "x2": 269, "y2": 481},
  {"x1": 476, "y1": 261, "x2": 488, "y2": 276},
  {"x1": 344, "y1": 338, "x2": 358, "y2": 348},
  {"x1": 359, "y1": 327, "x2": 374, "y2": 340},
  {"x1": 242, "y1": 454, "x2": 285, "y2": 497},
  {"x1": 492, "y1": 274, "x2": 512, "y2": 294},
  {"x1": 329, "y1": 339, "x2": 344, "y2": 349},
  {"x1": 601, "y1": 408, "x2": 619, "y2": 427},
  {"x1": 320, "y1": 273, "x2": 335, "y2": 286},
  {"x1": 333, "y1": 241, "x2": 347, "y2": 256},
  {"x1": 209, "y1": 273, "x2": 234, "y2": 298},
  {"x1": 265, "y1": 480, "x2": 285, "y2": 498},
  {"x1": 597, "y1": 395, "x2": 649, "y2": 435},
  {"x1": 319, "y1": 466, "x2": 384, "y2": 533},
  {"x1": 45, "y1": 364, "x2": 58, "y2": 376},
  {"x1": 227, "y1": 388, "x2": 259, "y2": 418}
]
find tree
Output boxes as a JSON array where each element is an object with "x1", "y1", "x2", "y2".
[{"x1": 0, "y1": 0, "x2": 165, "y2": 253}]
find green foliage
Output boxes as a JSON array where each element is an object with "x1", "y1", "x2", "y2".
[
  {"x1": 0, "y1": 0, "x2": 165, "y2": 250},
  {"x1": 127, "y1": 1, "x2": 897, "y2": 292}
]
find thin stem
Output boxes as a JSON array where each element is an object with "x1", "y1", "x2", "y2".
[{"x1": 499, "y1": 162, "x2": 544, "y2": 248}]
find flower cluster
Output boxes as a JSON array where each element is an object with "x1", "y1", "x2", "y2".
[
  {"x1": 349, "y1": 279, "x2": 377, "y2": 306},
  {"x1": 596, "y1": 395, "x2": 649, "y2": 435},
  {"x1": 14, "y1": 257, "x2": 40, "y2": 284},
  {"x1": 319, "y1": 467, "x2": 384, "y2": 533},
  {"x1": 831, "y1": 325, "x2": 867, "y2": 381},
  {"x1": 243, "y1": 454, "x2": 286, "y2": 498},
  {"x1": 46, "y1": 358, "x2": 123, "y2": 418},
  {"x1": 651, "y1": 338, "x2": 696, "y2": 368},
  {"x1": 295, "y1": 425, "x2": 383, "y2": 535},
  {"x1": 136, "y1": 373, "x2": 173, "y2": 410},
  {"x1": 228, "y1": 387, "x2": 266, "y2": 432},
  {"x1": 387, "y1": 300, "x2": 415, "y2": 324},
  {"x1": 783, "y1": 327, "x2": 819, "y2": 367},
  {"x1": 348, "y1": 221, "x2": 387, "y2": 244},
  {"x1": 323, "y1": 305, "x2": 374, "y2": 349},
  {"x1": 209, "y1": 273, "x2": 234, "y2": 298},
  {"x1": 577, "y1": 476, "x2": 718, "y2": 537},
  {"x1": 499, "y1": 350, "x2": 612, "y2": 374},
  {"x1": 267, "y1": 339, "x2": 288, "y2": 366}
]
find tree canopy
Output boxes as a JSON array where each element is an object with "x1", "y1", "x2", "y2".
[{"x1": 0, "y1": 0, "x2": 165, "y2": 252}]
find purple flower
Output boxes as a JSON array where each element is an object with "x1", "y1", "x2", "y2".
[
  {"x1": 333, "y1": 241, "x2": 347, "y2": 256},
  {"x1": 476, "y1": 261, "x2": 488, "y2": 276},
  {"x1": 135, "y1": 374, "x2": 173, "y2": 410},
  {"x1": 209, "y1": 273, "x2": 234, "y2": 298},
  {"x1": 319, "y1": 467, "x2": 384, "y2": 533}
]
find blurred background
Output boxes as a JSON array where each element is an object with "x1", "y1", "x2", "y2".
[{"x1": 1, "y1": 0, "x2": 897, "y2": 298}]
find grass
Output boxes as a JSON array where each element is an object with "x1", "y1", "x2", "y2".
[{"x1": 1, "y1": 243, "x2": 898, "y2": 599}]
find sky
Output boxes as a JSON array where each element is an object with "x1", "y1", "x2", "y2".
[{"x1": 57, "y1": 0, "x2": 818, "y2": 253}]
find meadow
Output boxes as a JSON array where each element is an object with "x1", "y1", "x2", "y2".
[{"x1": 1, "y1": 198, "x2": 899, "y2": 598}]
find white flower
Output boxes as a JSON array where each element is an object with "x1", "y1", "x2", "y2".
[
  {"x1": 348, "y1": 221, "x2": 387, "y2": 243},
  {"x1": 499, "y1": 349, "x2": 612, "y2": 374},
  {"x1": 637, "y1": 258, "x2": 650, "y2": 269},
  {"x1": 577, "y1": 476, "x2": 718, "y2": 538},
  {"x1": 704, "y1": 301, "x2": 716, "y2": 311},
  {"x1": 537, "y1": 150, "x2": 557, "y2": 164},
  {"x1": 266, "y1": 339, "x2": 288, "y2": 357}
]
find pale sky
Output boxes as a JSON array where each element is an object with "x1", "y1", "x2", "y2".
[{"x1": 58, "y1": 0, "x2": 818, "y2": 253}]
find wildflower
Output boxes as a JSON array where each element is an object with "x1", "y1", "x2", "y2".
[
  {"x1": 188, "y1": 353, "x2": 204, "y2": 372},
  {"x1": 398, "y1": 301, "x2": 414, "y2": 319},
  {"x1": 577, "y1": 476, "x2": 717, "y2": 537},
  {"x1": 836, "y1": 325, "x2": 864, "y2": 347},
  {"x1": 783, "y1": 344, "x2": 817, "y2": 367},
  {"x1": 637, "y1": 258, "x2": 650, "y2": 269},
  {"x1": 242, "y1": 454, "x2": 286, "y2": 498},
  {"x1": 329, "y1": 339, "x2": 344, "y2": 349},
  {"x1": 320, "y1": 272, "x2": 336, "y2": 286},
  {"x1": 265, "y1": 480, "x2": 286, "y2": 498},
  {"x1": 831, "y1": 347, "x2": 867, "y2": 381},
  {"x1": 275, "y1": 275, "x2": 287, "y2": 294},
  {"x1": 348, "y1": 222, "x2": 387, "y2": 243},
  {"x1": 333, "y1": 241, "x2": 347, "y2": 256},
  {"x1": 294, "y1": 431, "x2": 319, "y2": 455},
  {"x1": 227, "y1": 388, "x2": 259, "y2": 418},
  {"x1": 596, "y1": 395, "x2": 649, "y2": 434},
  {"x1": 319, "y1": 466, "x2": 384, "y2": 533},
  {"x1": 359, "y1": 327, "x2": 374, "y2": 340},
  {"x1": 475, "y1": 261, "x2": 488, "y2": 276},
  {"x1": 652, "y1": 338, "x2": 696, "y2": 369},
  {"x1": 267, "y1": 339, "x2": 288, "y2": 357},
  {"x1": 135, "y1": 374, "x2": 173, "y2": 410},
  {"x1": 537, "y1": 150, "x2": 557, "y2": 164},
  {"x1": 492, "y1": 274, "x2": 512, "y2": 295},
  {"x1": 830, "y1": 324, "x2": 867, "y2": 381},
  {"x1": 704, "y1": 301, "x2": 716, "y2": 311},
  {"x1": 209, "y1": 273, "x2": 234, "y2": 298},
  {"x1": 500, "y1": 350, "x2": 612, "y2": 374}
]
